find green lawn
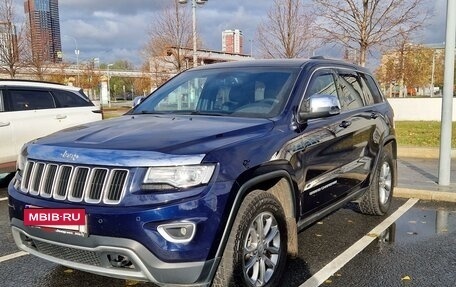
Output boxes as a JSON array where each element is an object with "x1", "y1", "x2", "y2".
[{"x1": 395, "y1": 121, "x2": 456, "y2": 148}]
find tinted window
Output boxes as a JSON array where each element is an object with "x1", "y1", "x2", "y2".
[
  {"x1": 364, "y1": 74, "x2": 384, "y2": 103},
  {"x1": 337, "y1": 70, "x2": 365, "y2": 111},
  {"x1": 358, "y1": 73, "x2": 374, "y2": 105},
  {"x1": 10, "y1": 90, "x2": 56, "y2": 111},
  {"x1": 0, "y1": 90, "x2": 4, "y2": 112},
  {"x1": 53, "y1": 90, "x2": 92, "y2": 107},
  {"x1": 306, "y1": 71, "x2": 338, "y2": 97}
]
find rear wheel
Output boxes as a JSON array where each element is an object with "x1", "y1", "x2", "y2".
[
  {"x1": 359, "y1": 145, "x2": 394, "y2": 215},
  {"x1": 213, "y1": 190, "x2": 287, "y2": 287}
]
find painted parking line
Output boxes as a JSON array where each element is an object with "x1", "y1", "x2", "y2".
[
  {"x1": 300, "y1": 198, "x2": 419, "y2": 287},
  {"x1": 0, "y1": 251, "x2": 28, "y2": 263},
  {"x1": 0, "y1": 197, "x2": 8, "y2": 202}
]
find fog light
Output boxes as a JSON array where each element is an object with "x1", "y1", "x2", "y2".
[{"x1": 157, "y1": 222, "x2": 196, "y2": 243}]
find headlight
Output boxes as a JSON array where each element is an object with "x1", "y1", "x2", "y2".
[
  {"x1": 16, "y1": 144, "x2": 29, "y2": 172},
  {"x1": 144, "y1": 164, "x2": 215, "y2": 189}
]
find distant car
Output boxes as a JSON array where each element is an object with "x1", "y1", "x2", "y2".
[
  {"x1": 0, "y1": 80, "x2": 102, "y2": 173},
  {"x1": 132, "y1": 95, "x2": 145, "y2": 107}
]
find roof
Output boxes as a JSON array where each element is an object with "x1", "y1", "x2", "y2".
[
  {"x1": 0, "y1": 80, "x2": 81, "y2": 91},
  {"x1": 189, "y1": 57, "x2": 372, "y2": 74}
]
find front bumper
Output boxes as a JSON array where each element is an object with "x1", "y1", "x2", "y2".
[
  {"x1": 8, "y1": 177, "x2": 234, "y2": 286},
  {"x1": 11, "y1": 220, "x2": 215, "y2": 285}
]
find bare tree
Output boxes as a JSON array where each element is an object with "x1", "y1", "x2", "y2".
[
  {"x1": 314, "y1": 0, "x2": 428, "y2": 66},
  {"x1": 22, "y1": 24, "x2": 51, "y2": 80},
  {"x1": 0, "y1": 0, "x2": 24, "y2": 78},
  {"x1": 257, "y1": 0, "x2": 317, "y2": 58},
  {"x1": 144, "y1": 0, "x2": 194, "y2": 73}
]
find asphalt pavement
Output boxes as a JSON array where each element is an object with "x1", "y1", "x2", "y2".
[{"x1": 396, "y1": 147, "x2": 456, "y2": 202}]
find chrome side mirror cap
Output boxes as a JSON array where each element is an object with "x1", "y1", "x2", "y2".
[{"x1": 299, "y1": 94, "x2": 341, "y2": 121}]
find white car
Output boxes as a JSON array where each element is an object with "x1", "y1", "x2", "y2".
[{"x1": 0, "y1": 80, "x2": 102, "y2": 173}]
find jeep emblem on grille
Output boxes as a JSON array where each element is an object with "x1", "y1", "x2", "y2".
[{"x1": 61, "y1": 151, "x2": 79, "y2": 161}]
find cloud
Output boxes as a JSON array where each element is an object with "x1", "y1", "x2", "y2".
[{"x1": 23, "y1": 0, "x2": 453, "y2": 68}]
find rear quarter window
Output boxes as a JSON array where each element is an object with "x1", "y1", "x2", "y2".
[
  {"x1": 0, "y1": 90, "x2": 4, "y2": 112},
  {"x1": 363, "y1": 74, "x2": 384, "y2": 104},
  {"x1": 52, "y1": 90, "x2": 92, "y2": 107}
]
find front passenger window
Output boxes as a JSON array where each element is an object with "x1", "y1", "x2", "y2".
[{"x1": 307, "y1": 73, "x2": 338, "y2": 97}]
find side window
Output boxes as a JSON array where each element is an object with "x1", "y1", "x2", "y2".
[
  {"x1": 305, "y1": 71, "x2": 338, "y2": 97},
  {"x1": 0, "y1": 90, "x2": 4, "y2": 112},
  {"x1": 10, "y1": 90, "x2": 56, "y2": 111},
  {"x1": 364, "y1": 74, "x2": 384, "y2": 104},
  {"x1": 358, "y1": 73, "x2": 375, "y2": 105},
  {"x1": 336, "y1": 70, "x2": 365, "y2": 111},
  {"x1": 53, "y1": 90, "x2": 91, "y2": 107}
]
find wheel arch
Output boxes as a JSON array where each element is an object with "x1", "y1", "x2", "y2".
[{"x1": 214, "y1": 168, "x2": 300, "y2": 269}]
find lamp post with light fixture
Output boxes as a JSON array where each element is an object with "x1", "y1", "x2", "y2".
[
  {"x1": 63, "y1": 35, "x2": 80, "y2": 86},
  {"x1": 107, "y1": 63, "x2": 113, "y2": 107},
  {"x1": 178, "y1": 0, "x2": 208, "y2": 68}
]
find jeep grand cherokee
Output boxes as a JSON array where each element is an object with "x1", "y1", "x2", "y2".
[{"x1": 8, "y1": 58, "x2": 396, "y2": 286}]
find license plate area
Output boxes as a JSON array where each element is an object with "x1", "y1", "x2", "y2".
[{"x1": 24, "y1": 207, "x2": 88, "y2": 237}]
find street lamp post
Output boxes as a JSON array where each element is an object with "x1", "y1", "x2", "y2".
[
  {"x1": 178, "y1": 0, "x2": 208, "y2": 68},
  {"x1": 107, "y1": 64, "x2": 113, "y2": 107},
  {"x1": 64, "y1": 35, "x2": 80, "y2": 86}
]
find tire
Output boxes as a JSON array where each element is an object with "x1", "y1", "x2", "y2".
[
  {"x1": 213, "y1": 190, "x2": 287, "y2": 287},
  {"x1": 359, "y1": 144, "x2": 394, "y2": 215}
]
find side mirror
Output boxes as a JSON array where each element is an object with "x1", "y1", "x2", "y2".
[
  {"x1": 132, "y1": 96, "x2": 145, "y2": 108},
  {"x1": 299, "y1": 94, "x2": 341, "y2": 121}
]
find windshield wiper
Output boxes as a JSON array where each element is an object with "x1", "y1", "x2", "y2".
[{"x1": 189, "y1": 111, "x2": 227, "y2": 116}]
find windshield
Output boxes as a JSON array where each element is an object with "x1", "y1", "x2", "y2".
[{"x1": 133, "y1": 67, "x2": 299, "y2": 118}]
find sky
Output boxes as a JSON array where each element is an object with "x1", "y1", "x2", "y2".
[{"x1": 14, "y1": 0, "x2": 450, "y2": 69}]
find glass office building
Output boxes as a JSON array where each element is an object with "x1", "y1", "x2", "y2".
[{"x1": 24, "y1": 0, "x2": 62, "y2": 63}]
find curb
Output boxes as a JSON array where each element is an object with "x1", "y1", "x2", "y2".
[
  {"x1": 397, "y1": 147, "x2": 456, "y2": 159},
  {"x1": 394, "y1": 187, "x2": 456, "y2": 203}
]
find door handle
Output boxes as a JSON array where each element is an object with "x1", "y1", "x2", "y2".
[
  {"x1": 0, "y1": 121, "x2": 10, "y2": 127},
  {"x1": 339, "y1": 120, "x2": 352, "y2": 128},
  {"x1": 56, "y1": 114, "x2": 67, "y2": 120}
]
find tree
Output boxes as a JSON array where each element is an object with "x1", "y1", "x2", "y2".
[
  {"x1": 257, "y1": 0, "x2": 317, "y2": 58},
  {"x1": 377, "y1": 43, "x2": 443, "y2": 97},
  {"x1": 22, "y1": 24, "x2": 51, "y2": 80},
  {"x1": 144, "y1": 0, "x2": 194, "y2": 73},
  {"x1": 0, "y1": 0, "x2": 24, "y2": 78},
  {"x1": 102, "y1": 60, "x2": 135, "y2": 100},
  {"x1": 313, "y1": 0, "x2": 428, "y2": 66},
  {"x1": 134, "y1": 62, "x2": 152, "y2": 96}
]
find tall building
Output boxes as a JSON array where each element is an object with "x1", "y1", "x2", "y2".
[
  {"x1": 24, "y1": 0, "x2": 62, "y2": 63},
  {"x1": 222, "y1": 29, "x2": 243, "y2": 54},
  {"x1": 0, "y1": 22, "x2": 19, "y2": 64}
]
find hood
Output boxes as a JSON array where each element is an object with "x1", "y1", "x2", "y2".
[{"x1": 35, "y1": 114, "x2": 274, "y2": 155}]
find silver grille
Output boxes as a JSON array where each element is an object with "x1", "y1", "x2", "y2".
[{"x1": 21, "y1": 161, "x2": 129, "y2": 205}]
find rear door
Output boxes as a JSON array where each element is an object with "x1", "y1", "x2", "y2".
[
  {"x1": 0, "y1": 89, "x2": 15, "y2": 169},
  {"x1": 298, "y1": 68, "x2": 375, "y2": 215},
  {"x1": 4, "y1": 88, "x2": 60, "y2": 159},
  {"x1": 51, "y1": 89, "x2": 102, "y2": 128}
]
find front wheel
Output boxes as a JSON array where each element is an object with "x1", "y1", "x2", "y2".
[
  {"x1": 359, "y1": 145, "x2": 394, "y2": 215},
  {"x1": 213, "y1": 190, "x2": 287, "y2": 287}
]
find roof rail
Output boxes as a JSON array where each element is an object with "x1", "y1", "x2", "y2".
[
  {"x1": 0, "y1": 79, "x2": 67, "y2": 86},
  {"x1": 309, "y1": 55, "x2": 326, "y2": 60}
]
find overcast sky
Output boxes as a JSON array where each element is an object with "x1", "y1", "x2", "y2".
[{"x1": 15, "y1": 0, "x2": 449, "y2": 68}]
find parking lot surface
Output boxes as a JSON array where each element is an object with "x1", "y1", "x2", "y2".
[{"x1": 1, "y1": 160, "x2": 455, "y2": 286}]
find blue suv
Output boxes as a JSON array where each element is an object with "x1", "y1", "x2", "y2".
[{"x1": 8, "y1": 58, "x2": 396, "y2": 286}]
